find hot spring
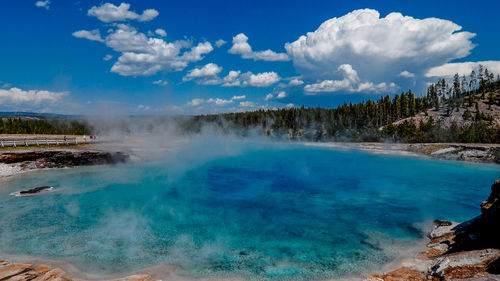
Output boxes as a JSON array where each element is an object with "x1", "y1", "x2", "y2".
[{"x1": 0, "y1": 142, "x2": 498, "y2": 280}]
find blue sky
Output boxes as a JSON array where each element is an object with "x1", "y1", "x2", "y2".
[{"x1": 0, "y1": 0, "x2": 499, "y2": 115}]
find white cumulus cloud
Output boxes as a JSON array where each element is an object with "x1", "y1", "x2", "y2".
[
  {"x1": 304, "y1": 64, "x2": 397, "y2": 94},
  {"x1": 184, "y1": 68, "x2": 280, "y2": 88},
  {"x1": 276, "y1": 91, "x2": 287, "y2": 99},
  {"x1": 215, "y1": 39, "x2": 227, "y2": 48},
  {"x1": 399, "y1": 70, "x2": 415, "y2": 78},
  {"x1": 426, "y1": 61, "x2": 500, "y2": 77},
  {"x1": 285, "y1": 9, "x2": 476, "y2": 93},
  {"x1": 74, "y1": 24, "x2": 214, "y2": 76},
  {"x1": 289, "y1": 78, "x2": 304, "y2": 86},
  {"x1": 180, "y1": 42, "x2": 214, "y2": 62},
  {"x1": 88, "y1": 3, "x2": 158, "y2": 23},
  {"x1": 264, "y1": 91, "x2": 288, "y2": 101},
  {"x1": 183, "y1": 63, "x2": 223, "y2": 83},
  {"x1": 188, "y1": 98, "x2": 205, "y2": 106},
  {"x1": 0, "y1": 87, "x2": 68, "y2": 111},
  {"x1": 222, "y1": 71, "x2": 280, "y2": 87},
  {"x1": 246, "y1": 72, "x2": 280, "y2": 87},
  {"x1": 72, "y1": 29, "x2": 104, "y2": 42},
  {"x1": 229, "y1": 33, "x2": 289, "y2": 61}
]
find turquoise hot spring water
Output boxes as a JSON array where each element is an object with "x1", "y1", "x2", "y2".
[{"x1": 0, "y1": 142, "x2": 499, "y2": 280}]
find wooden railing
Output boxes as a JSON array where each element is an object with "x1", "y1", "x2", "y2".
[{"x1": 0, "y1": 137, "x2": 97, "y2": 148}]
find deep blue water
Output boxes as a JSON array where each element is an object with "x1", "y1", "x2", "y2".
[{"x1": 0, "y1": 143, "x2": 498, "y2": 280}]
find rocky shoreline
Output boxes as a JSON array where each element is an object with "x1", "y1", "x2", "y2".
[
  {"x1": 406, "y1": 143, "x2": 500, "y2": 164},
  {"x1": 347, "y1": 143, "x2": 500, "y2": 164},
  {"x1": 367, "y1": 180, "x2": 500, "y2": 281},
  {"x1": 0, "y1": 148, "x2": 129, "y2": 177},
  {"x1": 0, "y1": 142, "x2": 497, "y2": 178}
]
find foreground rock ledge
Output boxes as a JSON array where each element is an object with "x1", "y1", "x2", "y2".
[
  {"x1": 0, "y1": 261, "x2": 151, "y2": 281},
  {"x1": 0, "y1": 149, "x2": 129, "y2": 170},
  {"x1": 367, "y1": 179, "x2": 500, "y2": 281}
]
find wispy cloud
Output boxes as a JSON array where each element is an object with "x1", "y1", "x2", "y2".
[
  {"x1": 35, "y1": 0, "x2": 51, "y2": 10},
  {"x1": 152, "y1": 80, "x2": 168, "y2": 86}
]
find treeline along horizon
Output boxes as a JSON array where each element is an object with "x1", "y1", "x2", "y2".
[
  {"x1": 0, "y1": 117, "x2": 90, "y2": 135},
  {"x1": 1, "y1": 67, "x2": 498, "y2": 143},
  {"x1": 187, "y1": 67, "x2": 500, "y2": 143}
]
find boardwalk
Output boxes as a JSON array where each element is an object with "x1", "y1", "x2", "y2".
[{"x1": 0, "y1": 135, "x2": 97, "y2": 148}]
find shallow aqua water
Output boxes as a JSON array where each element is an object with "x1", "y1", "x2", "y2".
[{"x1": 0, "y1": 143, "x2": 499, "y2": 280}]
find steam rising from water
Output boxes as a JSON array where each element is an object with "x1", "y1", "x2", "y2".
[{"x1": 0, "y1": 123, "x2": 499, "y2": 280}]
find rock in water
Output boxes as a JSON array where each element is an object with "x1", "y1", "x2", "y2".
[
  {"x1": 10, "y1": 186, "x2": 54, "y2": 197},
  {"x1": 19, "y1": 186, "x2": 53, "y2": 195},
  {"x1": 481, "y1": 179, "x2": 500, "y2": 220},
  {"x1": 448, "y1": 179, "x2": 500, "y2": 253}
]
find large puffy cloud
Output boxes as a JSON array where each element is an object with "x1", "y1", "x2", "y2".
[
  {"x1": 229, "y1": 33, "x2": 289, "y2": 61},
  {"x1": 426, "y1": 61, "x2": 500, "y2": 77},
  {"x1": 88, "y1": 3, "x2": 158, "y2": 23},
  {"x1": 0, "y1": 87, "x2": 67, "y2": 111},
  {"x1": 74, "y1": 24, "x2": 213, "y2": 76},
  {"x1": 285, "y1": 9, "x2": 476, "y2": 93}
]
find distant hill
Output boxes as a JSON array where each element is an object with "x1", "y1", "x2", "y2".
[
  {"x1": 393, "y1": 92, "x2": 499, "y2": 129},
  {"x1": 381, "y1": 79, "x2": 500, "y2": 143}
]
